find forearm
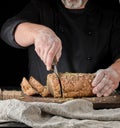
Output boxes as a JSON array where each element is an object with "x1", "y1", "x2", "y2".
[
  {"x1": 92, "y1": 58, "x2": 120, "y2": 97},
  {"x1": 15, "y1": 22, "x2": 62, "y2": 70},
  {"x1": 14, "y1": 22, "x2": 46, "y2": 47},
  {"x1": 109, "y1": 58, "x2": 120, "y2": 79}
]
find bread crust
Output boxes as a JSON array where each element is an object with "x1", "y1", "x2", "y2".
[
  {"x1": 20, "y1": 72, "x2": 95, "y2": 98},
  {"x1": 41, "y1": 86, "x2": 51, "y2": 97},
  {"x1": 62, "y1": 73, "x2": 95, "y2": 97},
  {"x1": 47, "y1": 72, "x2": 95, "y2": 98},
  {"x1": 29, "y1": 76, "x2": 50, "y2": 97},
  {"x1": 20, "y1": 77, "x2": 38, "y2": 96},
  {"x1": 47, "y1": 73, "x2": 61, "y2": 98}
]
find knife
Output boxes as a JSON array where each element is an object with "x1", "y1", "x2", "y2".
[
  {"x1": 52, "y1": 57, "x2": 63, "y2": 97},
  {"x1": 52, "y1": 57, "x2": 59, "y2": 76}
]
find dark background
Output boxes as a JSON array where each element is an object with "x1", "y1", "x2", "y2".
[
  {"x1": 0, "y1": 0, "x2": 119, "y2": 90},
  {"x1": 0, "y1": 0, "x2": 30, "y2": 90}
]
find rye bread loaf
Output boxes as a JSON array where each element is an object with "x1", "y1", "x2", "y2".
[{"x1": 47, "y1": 72, "x2": 95, "y2": 98}]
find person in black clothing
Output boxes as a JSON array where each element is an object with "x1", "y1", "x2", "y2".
[{"x1": 1, "y1": 0, "x2": 120, "y2": 97}]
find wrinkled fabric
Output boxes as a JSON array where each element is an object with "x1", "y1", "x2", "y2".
[{"x1": 0, "y1": 99, "x2": 120, "y2": 128}]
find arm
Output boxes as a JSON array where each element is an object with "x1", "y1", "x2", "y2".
[
  {"x1": 14, "y1": 22, "x2": 62, "y2": 70},
  {"x1": 0, "y1": 0, "x2": 40, "y2": 49},
  {"x1": 92, "y1": 59, "x2": 120, "y2": 97},
  {"x1": 92, "y1": 12, "x2": 120, "y2": 97},
  {"x1": 0, "y1": 0, "x2": 62, "y2": 70},
  {"x1": 110, "y1": 59, "x2": 120, "y2": 75}
]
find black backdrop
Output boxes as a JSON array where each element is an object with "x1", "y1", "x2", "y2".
[
  {"x1": 0, "y1": 0, "x2": 30, "y2": 90},
  {"x1": 0, "y1": 0, "x2": 119, "y2": 90}
]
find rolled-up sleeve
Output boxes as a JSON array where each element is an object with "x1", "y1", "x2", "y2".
[
  {"x1": 0, "y1": 18, "x2": 27, "y2": 49},
  {"x1": 0, "y1": 0, "x2": 40, "y2": 49}
]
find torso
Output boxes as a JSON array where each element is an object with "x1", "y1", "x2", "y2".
[{"x1": 28, "y1": 0, "x2": 120, "y2": 84}]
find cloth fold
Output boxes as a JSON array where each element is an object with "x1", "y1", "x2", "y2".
[{"x1": 0, "y1": 99, "x2": 120, "y2": 128}]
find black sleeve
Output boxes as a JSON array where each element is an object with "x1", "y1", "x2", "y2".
[
  {"x1": 0, "y1": 0, "x2": 40, "y2": 49},
  {"x1": 110, "y1": 12, "x2": 120, "y2": 62}
]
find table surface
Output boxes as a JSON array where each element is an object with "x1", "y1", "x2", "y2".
[{"x1": 1, "y1": 89, "x2": 120, "y2": 127}]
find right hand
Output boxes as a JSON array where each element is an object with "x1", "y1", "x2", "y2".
[{"x1": 33, "y1": 26, "x2": 62, "y2": 70}]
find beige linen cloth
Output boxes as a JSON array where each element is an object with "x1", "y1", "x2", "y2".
[{"x1": 0, "y1": 99, "x2": 120, "y2": 128}]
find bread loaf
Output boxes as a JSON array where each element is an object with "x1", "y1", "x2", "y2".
[
  {"x1": 47, "y1": 72, "x2": 95, "y2": 98},
  {"x1": 20, "y1": 72, "x2": 95, "y2": 98}
]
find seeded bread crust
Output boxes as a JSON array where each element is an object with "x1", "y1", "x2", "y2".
[
  {"x1": 47, "y1": 73, "x2": 61, "y2": 98},
  {"x1": 47, "y1": 73, "x2": 95, "y2": 98},
  {"x1": 21, "y1": 72, "x2": 95, "y2": 98}
]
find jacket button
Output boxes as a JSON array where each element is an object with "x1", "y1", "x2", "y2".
[
  {"x1": 87, "y1": 57, "x2": 93, "y2": 60},
  {"x1": 88, "y1": 31, "x2": 92, "y2": 36}
]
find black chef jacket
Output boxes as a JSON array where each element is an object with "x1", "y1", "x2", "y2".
[{"x1": 1, "y1": 0, "x2": 120, "y2": 85}]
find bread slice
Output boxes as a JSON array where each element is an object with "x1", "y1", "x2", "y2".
[
  {"x1": 20, "y1": 77, "x2": 38, "y2": 96},
  {"x1": 29, "y1": 76, "x2": 50, "y2": 97},
  {"x1": 41, "y1": 86, "x2": 51, "y2": 97},
  {"x1": 47, "y1": 73, "x2": 62, "y2": 98}
]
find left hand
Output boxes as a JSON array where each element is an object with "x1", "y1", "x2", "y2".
[{"x1": 92, "y1": 67, "x2": 120, "y2": 97}]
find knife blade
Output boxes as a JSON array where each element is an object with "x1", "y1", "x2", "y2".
[
  {"x1": 52, "y1": 57, "x2": 59, "y2": 76},
  {"x1": 52, "y1": 57, "x2": 63, "y2": 97}
]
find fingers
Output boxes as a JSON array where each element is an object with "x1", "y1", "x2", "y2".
[
  {"x1": 56, "y1": 47, "x2": 62, "y2": 62},
  {"x1": 35, "y1": 38, "x2": 60, "y2": 64},
  {"x1": 92, "y1": 75, "x2": 109, "y2": 94},
  {"x1": 92, "y1": 68, "x2": 119, "y2": 97},
  {"x1": 45, "y1": 38, "x2": 62, "y2": 70},
  {"x1": 100, "y1": 82, "x2": 114, "y2": 97},
  {"x1": 92, "y1": 69, "x2": 105, "y2": 87},
  {"x1": 93, "y1": 79, "x2": 113, "y2": 97},
  {"x1": 45, "y1": 43, "x2": 60, "y2": 70},
  {"x1": 34, "y1": 27, "x2": 62, "y2": 70}
]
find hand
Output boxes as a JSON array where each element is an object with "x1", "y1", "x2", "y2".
[
  {"x1": 34, "y1": 26, "x2": 62, "y2": 70},
  {"x1": 92, "y1": 67, "x2": 120, "y2": 97}
]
